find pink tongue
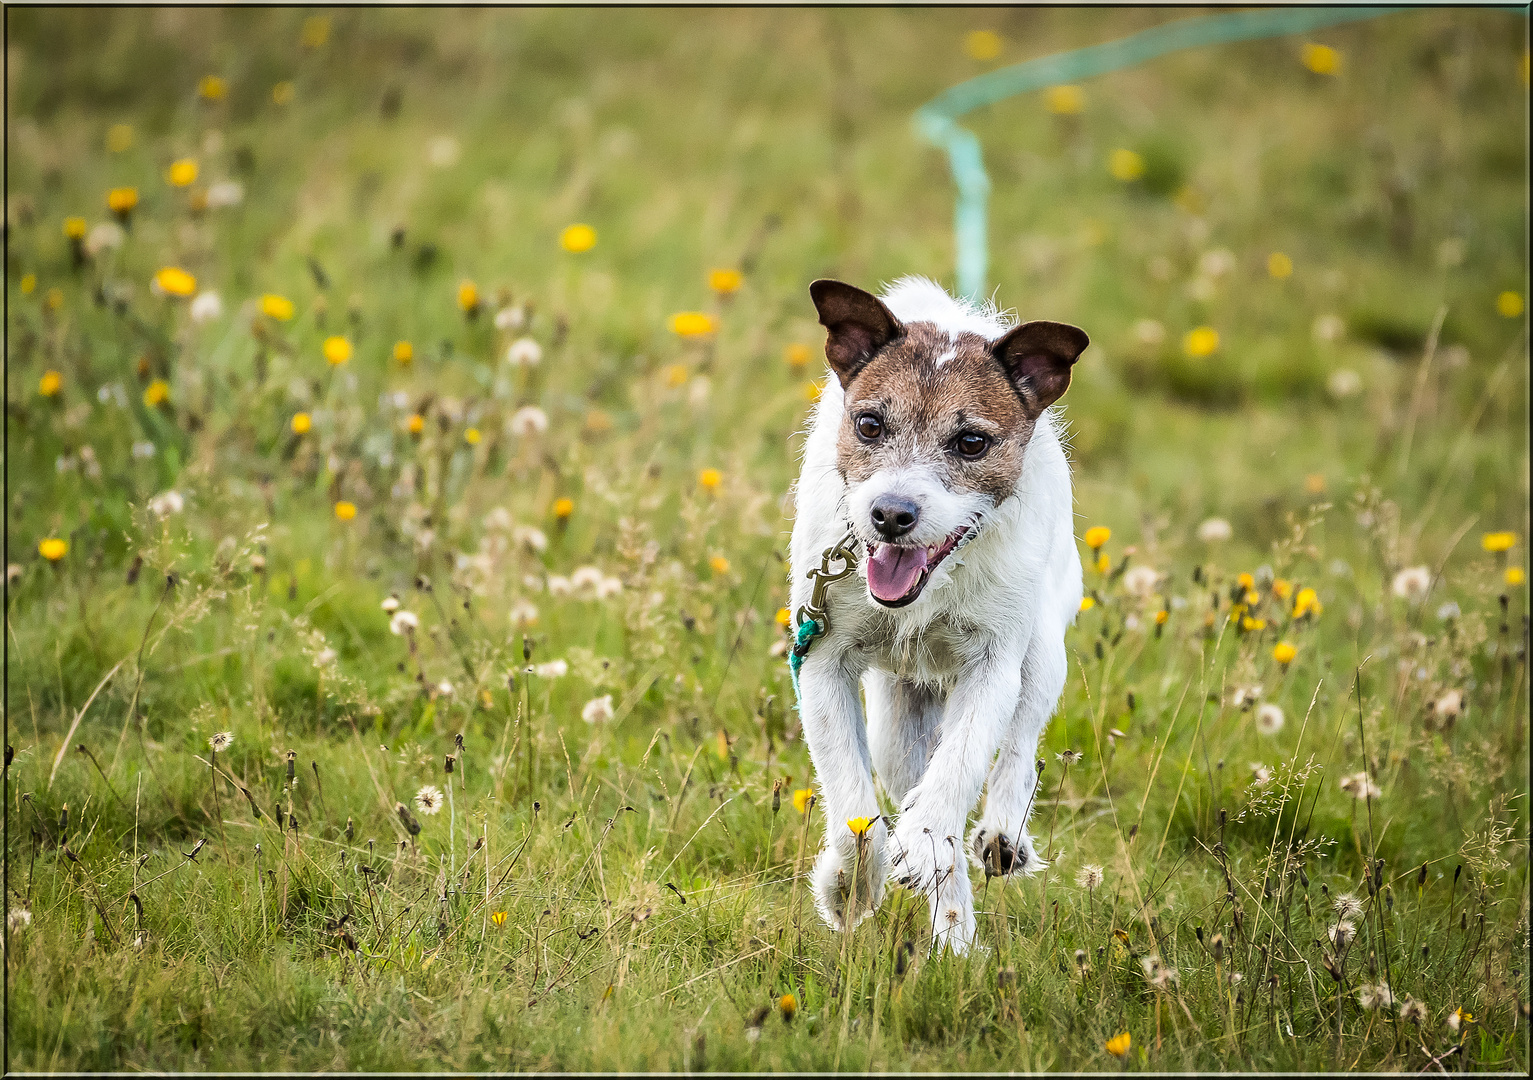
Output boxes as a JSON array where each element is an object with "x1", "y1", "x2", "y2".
[{"x1": 867, "y1": 543, "x2": 929, "y2": 602}]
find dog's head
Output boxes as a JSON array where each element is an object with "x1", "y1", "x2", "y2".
[{"x1": 810, "y1": 279, "x2": 1088, "y2": 608}]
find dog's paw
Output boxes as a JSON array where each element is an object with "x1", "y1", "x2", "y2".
[
  {"x1": 969, "y1": 825, "x2": 1046, "y2": 879},
  {"x1": 811, "y1": 826, "x2": 887, "y2": 932}
]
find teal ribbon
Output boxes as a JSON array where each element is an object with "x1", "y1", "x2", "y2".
[
  {"x1": 914, "y1": 7, "x2": 1413, "y2": 301},
  {"x1": 788, "y1": 615, "x2": 825, "y2": 703}
]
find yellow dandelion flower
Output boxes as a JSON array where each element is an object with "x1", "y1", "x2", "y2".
[
  {"x1": 1241, "y1": 615, "x2": 1266, "y2": 632},
  {"x1": 334, "y1": 501, "x2": 357, "y2": 521},
  {"x1": 785, "y1": 343, "x2": 812, "y2": 368},
  {"x1": 1271, "y1": 578, "x2": 1294, "y2": 601},
  {"x1": 1305, "y1": 473, "x2": 1327, "y2": 494},
  {"x1": 143, "y1": 379, "x2": 170, "y2": 407},
  {"x1": 709, "y1": 555, "x2": 731, "y2": 574},
  {"x1": 805, "y1": 380, "x2": 823, "y2": 402},
  {"x1": 458, "y1": 280, "x2": 479, "y2": 313},
  {"x1": 663, "y1": 363, "x2": 689, "y2": 388},
  {"x1": 1268, "y1": 252, "x2": 1293, "y2": 279},
  {"x1": 323, "y1": 336, "x2": 352, "y2": 365},
  {"x1": 1184, "y1": 326, "x2": 1220, "y2": 357},
  {"x1": 779, "y1": 993, "x2": 797, "y2": 1021},
  {"x1": 198, "y1": 75, "x2": 227, "y2": 100},
  {"x1": 153, "y1": 267, "x2": 196, "y2": 298},
  {"x1": 301, "y1": 15, "x2": 331, "y2": 49},
  {"x1": 1080, "y1": 596, "x2": 1096, "y2": 612},
  {"x1": 669, "y1": 311, "x2": 717, "y2": 337},
  {"x1": 20, "y1": 273, "x2": 37, "y2": 294},
  {"x1": 775, "y1": 606, "x2": 792, "y2": 628},
  {"x1": 1109, "y1": 148, "x2": 1145, "y2": 182},
  {"x1": 39, "y1": 370, "x2": 63, "y2": 397},
  {"x1": 553, "y1": 497, "x2": 575, "y2": 520},
  {"x1": 63, "y1": 217, "x2": 87, "y2": 240},
  {"x1": 1293, "y1": 587, "x2": 1321, "y2": 619},
  {"x1": 698, "y1": 468, "x2": 722, "y2": 492},
  {"x1": 559, "y1": 223, "x2": 597, "y2": 253},
  {"x1": 39, "y1": 538, "x2": 68, "y2": 561},
  {"x1": 261, "y1": 294, "x2": 295, "y2": 321},
  {"x1": 290, "y1": 412, "x2": 312, "y2": 434},
  {"x1": 965, "y1": 30, "x2": 1002, "y2": 60},
  {"x1": 1482, "y1": 531, "x2": 1516, "y2": 553},
  {"x1": 407, "y1": 414, "x2": 425, "y2": 435},
  {"x1": 107, "y1": 124, "x2": 134, "y2": 153},
  {"x1": 1155, "y1": 609, "x2": 1169, "y2": 625},
  {"x1": 847, "y1": 816, "x2": 872, "y2": 837},
  {"x1": 1273, "y1": 641, "x2": 1297, "y2": 665},
  {"x1": 1045, "y1": 84, "x2": 1085, "y2": 115},
  {"x1": 1236, "y1": 572, "x2": 1255, "y2": 590},
  {"x1": 1506, "y1": 567, "x2": 1525, "y2": 587},
  {"x1": 1497, "y1": 291, "x2": 1524, "y2": 318},
  {"x1": 1244, "y1": 590, "x2": 1261, "y2": 607},
  {"x1": 1302, "y1": 43, "x2": 1342, "y2": 75},
  {"x1": 393, "y1": 340, "x2": 413, "y2": 365},
  {"x1": 166, "y1": 158, "x2": 198, "y2": 187},
  {"x1": 272, "y1": 81, "x2": 295, "y2": 106},
  {"x1": 490, "y1": 910, "x2": 508, "y2": 928},
  {"x1": 1096, "y1": 552, "x2": 1110, "y2": 574},
  {"x1": 708, "y1": 268, "x2": 743, "y2": 294},
  {"x1": 464, "y1": 427, "x2": 481, "y2": 445},
  {"x1": 792, "y1": 787, "x2": 813, "y2": 813},
  {"x1": 1105, "y1": 1031, "x2": 1131, "y2": 1058},
  {"x1": 1084, "y1": 526, "x2": 1111, "y2": 550},
  {"x1": 107, "y1": 187, "x2": 139, "y2": 215}
]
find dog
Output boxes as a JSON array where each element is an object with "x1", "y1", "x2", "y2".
[{"x1": 788, "y1": 276, "x2": 1088, "y2": 954}]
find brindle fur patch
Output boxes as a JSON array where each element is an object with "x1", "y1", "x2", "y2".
[{"x1": 836, "y1": 321, "x2": 1037, "y2": 503}]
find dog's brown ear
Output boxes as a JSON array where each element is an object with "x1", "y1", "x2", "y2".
[
  {"x1": 991, "y1": 321, "x2": 1090, "y2": 414},
  {"x1": 809, "y1": 280, "x2": 904, "y2": 388}
]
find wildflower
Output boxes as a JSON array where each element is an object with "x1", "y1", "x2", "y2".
[
  {"x1": 1084, "y1": 526, "x2": 1111, "y2": 550},
  {"x1": 1058, "y1": 749, "x2": 1083, "y2": 766},
  {"x1": 143, "y1": 380, "x2": 170, "y2": 407},
  {"x1": 669, "y1": 312, "x2": 717, "y2": 337},
  {"x1": 107, "y1": 187, "x2": 139, "y2": 218},
  {"x1": 457, "y1": 280, "x2": 479, "y2": 314},
  {"x1": 1076, "y1": 864, "x2": 1104, "y2": 889},
  {"x1": 1339, "y1": 771, "x2": 1381, "y2": 801},
  {"x1": 792, "y1": 787, "x2": 813, "y2": 813},
  {"x1": 582, "y1": 694, "x2": 616, "y2": 724},
  {"x1": 1301, "y1": 42, "x2": 1342, "y2": 75},
  {"x1": 1432, "y1": 689, "x2": 1464, "y2": 722},
  {"x1": 1108, "y1": 148, "x2": 1145, "y2": 182},
  {"x1": 509, "y1": 406, "x2": 549, "y2": 437},
  {"x1": 1496, "y1": 291, "x2": 1524, "y2": 318},
  {"x1": 1079, "y1": 596, "x2": 1096, "y2": 612},
  {"x1": 333, "y1": 501, "x2": 357, "y2": 521},
  {"x1": 1482, "y1": 531, "x2": 1517, "y2": 553},
  {"x1": 514, "y1": 526, "x2": 548, "y2": 554},
  {"x1": 1045, "y1": 84, "x2": 1084, "y2": 114},
  {"x1": 1183, "y1": 326, "x2": 1220, "y2": 357},
  {"x1": 1271, "y1": 578, "x2": 1293, "y2": 601},
  {"x1": 560, "y1": 223, "x2": 597, "y2": 252},
  {"x1": 1508, "y1": 567, "x2": 1526, "y2": 587},
  {"x1": 495, "y1": 305, "x2": 526, "y2": 330},
  {"x1": 805, "y1": 380, "x2": 823, "y2": 402},
  {"x1": 1356, "y1": 983, "x2": 1395, "y2": 1011},
  {"x1": 1255, "y1": 703, "x2": 1285, "y2": 735},
  {"x1": 436, "y1": 680, "x2": 454, "y2": 697},
  {"x1": 534, "y1": 660, "x2": 568, "y2": 678},
  {"x1": 1292, "y1": 588, "x2": 1321, "y2": 619},
  {"x1": 491, "y1": 910, "x2": 508, "y2": 928},
  {"x1": 552, "y1": 497, "x2": 575, "y2": 520},
  {"x1": 152, "y1": 267, "x2": 196, "y2": 298},
  {"x1": 698, "y1": 468, "x2": 722, "y2": 492},
  {"x1": 785, "y1": 343, "x2": 812, "y2": 369},
  {"x1": 1273, "y1": 642, "x2": 1297, "y2": 666},
  {"x1": 198, "y1": 75, "x2": 227, "y2": 100},
  {"x1": 1232, "y1": 685, "x2": 1263, "y2": 709},
  {"x1": 8, "y1": 908, "x2": 33, "y2": 932},
  {"x1": 1105, "y1": 1031, "x2": 1131, "y2": 1058},
  {"x1": 323, "y1": 336, "x2": 352, "y2": 365},
  {"x1": 847, "y1": 816, "x2": 872, "y2": 837},
  {"x1": 208, "y1": 731, "x2": 234, "y2": 753},
  {"x1": 1267, "y1": 252, "x2": 1294, "y2": 279},
  {"x1": 1197, "y1": 517, "x2": 1232, "y2": 543},
  {"x1": 189, "y1": 291, "x2": 223, "y2": 323},
  {"x1": 1096, "y1": 552, "x2": 1110, "y2": 574},
  {"x1": 166, "y1": 158, "x2": 198, "y2": 187},
  {"x1": 779, "y1": 993, "x2": 797, "y2": 1021},
  {"x1": 261, "y1": 294, "x2": 295, "y2": 321},
  {"x1": 547, "y1": 575, "x2": 573, "y2": 597},
  {"x1": 389, "y1": 610, "x2": 418, "y2": 635},
  {"x1": 132, "y1": 441, "x2": 156, "y2": 459},
  {"x1": 414, "y1": 785, "x2": 444, "y2": 815},
  {"x1": 86, "y1": 222, "x2": 125, "y2": 256},
  {"x1": 1123, "y1": 565, "x2": 1158, "y2": 598},
  {"x1": 1391, "y1": 566, "x2": 1432, "y2": 602},
  {"x1": 509, "y1": 599, "x2": 539, "y2": 626},
  {"x1": 596, "y1": 575, "x2": 623, "y2": 599},
  {"x1": 774, "y1": 607, "x2": 792, "y2": 629},
  {"x1": 1399, "y1": 998, "x2": 1427, "y2": 1024},
  {"x1": 291, "y1": 412, "x2": 312, "y2": 435},
  {"x1": 1447, "y1": 1007, "x2": 1472, "y2": 1033},
  {"x1": 708, "y1": 269, "x2": 743, "y2": 294},
  {"x1": 965, "y1": 29, "x2": 1002, "y2": 59},
  {"x1": 709, "y1": 555, "x2": 730, "y2": 575},
  {"x1": 407, "y1": 414, "x2": 425, "y2": 435},
  {"x1": 506, "y1": 337, "x2": 542, "y2": 366},
  {"x1": 39, "y1": 370, "x2": 63, "y2": 397},
  {"x1": 1332, "y1": 891, "x2": 1364, "y2": 920},
  {"x1": 464, "y1": 428, "x2": 481, "y2": 445},
  {"x1": 1252, "y1": 763, "x2": 1273, "y2": 785},
  {"x1": 381, "y1": 596, "x2": 400, "y2": 613},
  {"x1": 61, "y1": 216, "x2": 88, "y2": 243},
  {"x1": 39, "y1": 538, "x2": 68, "y2": 562},
  {"x1": 148, "y1": 490, "x2": 184, "y2": 517}
]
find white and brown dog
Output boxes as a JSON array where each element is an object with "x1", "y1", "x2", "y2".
[{"x1": 788, "y1": 276, "x2": 1088, "y2": 953}]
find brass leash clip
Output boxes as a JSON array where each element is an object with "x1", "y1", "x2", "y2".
[{"x1": 793, "y1": 527, "x2": 860, "y2": 655}]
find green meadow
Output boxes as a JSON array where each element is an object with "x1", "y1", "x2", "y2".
[{"x1": 4, "y1": 6, "x2": 1528, "y2": 1071}]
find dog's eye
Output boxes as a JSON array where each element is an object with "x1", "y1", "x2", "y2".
[
  {"x1": 855, "y1": 414, "x2": 884, "y2": 443},
  {"x1": 953, "y1": 432, "x2": 991, "y2": 459}
]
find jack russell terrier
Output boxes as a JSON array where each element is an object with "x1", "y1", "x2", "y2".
[{"x1": 788, "y1": 276, "x2": 1088, "y2": 953}]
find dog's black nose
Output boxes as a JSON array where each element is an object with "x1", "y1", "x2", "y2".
[{"x1": 870, "y1": 495, "x2": 920, "y2": 539}]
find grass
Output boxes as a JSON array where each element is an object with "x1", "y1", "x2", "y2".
[{"x1": 4, "y1": 6, "x2": 1529, "y2": 1072}]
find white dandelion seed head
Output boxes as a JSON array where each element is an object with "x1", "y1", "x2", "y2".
[
  {"x1": 513, "y1": 525, "x2": 547, "y2": 554},
  {"x1": 414, "y1": 784, "x2": 444, "y2": 815},
  {"x1": 1339, "y1": 771, "x2": 1381, "y2": 801},
  {"x1": 148, "y1": 490, "x2": 185, "y2": 517},
  {"x1": 1328, "y1": 920, "x2": 1357, "y2": 950},
  {"x1": 436, "y1": 680, "x2": 454, "y2": 697},
  {"x1": 506, "y1": 337, "x2": 543, "y2": 367},
  {"x1": 1196, "y1": 517, "x2": 1233, "y2": 543},
  {"x1": 494, "y1": 305, "x2": 526, "y2": 331},
  {"x1": 596, "y1": 575, "x2": 624, "y2": 600},
  {"x1": 1313, "y1": 313, "x2": 1346, "y2": 344},
  {"x1": 509, "y1": 598, "x2": 539, "y2": 627},
  {"x1": 208, "y1": 731, "x2": 234, "y2": 753},
  {"x1": 1391, "y1": 566, "x2": 1432, "y2": 603},
  {"x1": 1333, "y1": 892, "x2": 1365, "y2": 919},
  {"x1": 381, "y1": 595, "x2": 401, "y2": 612},
  {"x1": 483, "y1": 507, "x2": 513, "y2": 533},
  {"x1": 547, "y1": 575, "x2": 573, "y2": 598},
  {"x1": 1432, "y1": 689, "x2": 1464, "y2": 719},
  {"x1": 131, "y1": 440, "x2": 157, "y2": 459},
  {"x1": 581, "y1": 694, "x2": 616, "y2": 724},
  {"x1": 389, "y1": 610, "x2": 419, "y2": 635},
  {"x1": 1123, "y1": 565, "x2": 1159, "y2": 598},
  {"x1": 1075, "y1": 864, "x2": 1104, "y2": 890},
  {"x1": 534, "y1": 659, "x2": 568, "y2": 679},
  {"x1": 1231, "y1": 685, "x2": 1264, "y2": 710},
  {"x1": 1435, "y1": 601, "x2": 1461, "y2": 622},
  {"x1": 205, "y1": 179, "x2": 245, "y2": 208},
  {"x1": 8, "y1": 908, "x2": 33, "y2": 932},
  {"x1": 1133, "y1": 318, "x2": 1166, "y2": 346},
  {"x1": 1199, "y1": 248, "x2": 1236, "y2": 280},
  {"x1": 85, "y1": 222, "x2": 126, "y2": 257},
  {"x1": 1255, "y1": 703, "x2": 1285, "y2": 736},
  {"x1": 189, "y1": 290, "x2": 224, "y2": 324},
  {"x1": 570, "y1": 565, "x2": 605, "y2": 594},
  {"x1": 508, "y1": 405, "x2": 549, "y2": 438}
]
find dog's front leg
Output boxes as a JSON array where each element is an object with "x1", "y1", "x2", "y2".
[
  {"x1": 798, "y1": 646, "x2": 888, "y2": 932},
  {"x1": 888, "y1": 655, "x2": 1022, "y2": 953}
]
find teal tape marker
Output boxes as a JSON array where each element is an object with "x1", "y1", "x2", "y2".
[{"x1": 915, "y1": 7, "x2": 1411, "y2": 301}]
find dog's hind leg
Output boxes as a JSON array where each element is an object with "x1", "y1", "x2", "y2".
[
  {"x1": 969, "y1": 632, "x2": 1068, "y2": 878},
  {"x1": 865, "y1": 671, "x2": 944, "y2": 809}
]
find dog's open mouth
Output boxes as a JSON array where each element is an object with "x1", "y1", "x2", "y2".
[{"x1": 866, "y1": 524, "x2": 972, "y2": 608}]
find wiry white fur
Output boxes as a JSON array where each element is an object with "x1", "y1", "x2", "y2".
[{"x1": 789, "y1": 277, "x2": 1082, "y2": 954}]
